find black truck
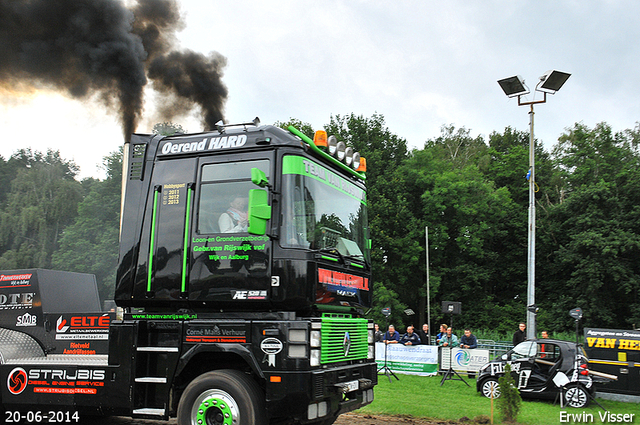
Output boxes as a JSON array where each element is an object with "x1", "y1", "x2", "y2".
[{"x1": 0, "y1": 120, "x2": 377, "y2": 424}]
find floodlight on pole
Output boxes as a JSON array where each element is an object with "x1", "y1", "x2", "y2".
[
  {"x1": 538, "y1": 70, "x2": 571, "y2": 94},
  {"x1": 497, "y1": 75, "x2": 529, "y2": 98},
  {"x1": 497, "y1": 70, "x2": 571, "y2": 340}
]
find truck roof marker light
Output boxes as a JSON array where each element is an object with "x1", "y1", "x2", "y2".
[
  {"x1": 313, "y1": 131, "x2": 328, "y2": 150},
  {"x1": 356, "y1": 157, "x2": 367, "y2": 172},
  {"x1": 352, "y1": 152, "x2": 361, "y2": 170},
  {"x1": 336, "y1": 142, "x2": 346, "y2": 161},
  {"x1": 344, "y1": 147, "x2": 354, "y2": 166},
  {"x1": 287, "y1": 126, "x2": 366, "y2": 180},
  {"x1": 328, "y1": 135, "x2": 338, "y2": 155}
]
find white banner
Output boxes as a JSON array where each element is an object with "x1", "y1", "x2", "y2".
[
  {"x1": 440, "y1": 347, "x2": 490, "y2": 372},
  {"x1": 375, "y1": 342, "x2": 439, "y2": 376}
]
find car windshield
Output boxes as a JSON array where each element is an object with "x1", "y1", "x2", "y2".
[
  {"x1": 511, "y1": 341, "x2": 537, "y2": 359},
  {"x1": 280, "y1": 155, "x2": 369, "y2": 262}
]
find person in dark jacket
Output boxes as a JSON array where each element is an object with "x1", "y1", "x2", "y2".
[
  {"x1": 513, "y1": 322, "x2": 526, "y2": 346},
  {"x1": 383, "y1": 324, "x2": 400, "y2": 344},
  {"x1": 417, "y1": 323, "x2": 430, "y2": 345},
  {"x1": 374, "y1": 323, "x2": 384, "y2": 342},
  {"x1": 460, "y1": 328, "x2": 478, "y2": 349},
  {"x1": 400, "y1": 325, "x2": 421, "y2": 346}
]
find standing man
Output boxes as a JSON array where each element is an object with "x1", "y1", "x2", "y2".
[
  {"x1": 513, "y1": 322, "x2": 526, "y2": 346},
  {"x1": 374, "y1": 323, "x2": 384, "y2": 342},
  {"x1": 384, "y1": 324, "x2": 400, "y2": 344},
  {"x1": 460, "y1": 328, "x2": 478, "y2": 349},
  {"x1": 436, "y1": 323, "x2": 448, "y2": 345},
  {"x1": 417, "y1": 323, "x2": 430, "y2": 345}
]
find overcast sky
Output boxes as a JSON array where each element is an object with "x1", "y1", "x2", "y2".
[{"x1": 2, "y1": 1, "x2": 639, "y2": 178}]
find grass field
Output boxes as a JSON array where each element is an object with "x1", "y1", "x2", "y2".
[{"x1": 357, "y1": 373, "x2": 638, "y2": 424}]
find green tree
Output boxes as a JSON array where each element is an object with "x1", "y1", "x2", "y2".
[
  {"x1": 51, "y1": 149, "x2": 123, "y2": 303},
  {"x1": 153, "y1": 121, "x2": 186, "y2": 136},
  {"x1": 0, "y1": 150, "x2": 81, "y2": 269},
  {"x1": 497, "y1": 363, "x2": 522, "y2": 423},
  {"x1": 275, "y1": 118, "x2": 315, "y2": 140},
  {"x1": 539, "y1": 122, "x2": 640, "y2": 329}
]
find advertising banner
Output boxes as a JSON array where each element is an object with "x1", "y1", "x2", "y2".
[
  {"x1": 375, "y1": 342, "x2": 438, "y2": 376},
  {"x1": 584, "y1": 328, "x2": 640, "y2": 396},
  {"x1": 440, "y1": 347, "x2": 490, "y2": 373}
]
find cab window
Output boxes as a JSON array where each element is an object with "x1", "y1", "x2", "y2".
[{"x1": 197, "y1": 160, "x2": 269, "y2": 234}]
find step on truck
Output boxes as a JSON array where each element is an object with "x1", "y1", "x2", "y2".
[{"x1": 0, "y1": 119, "x2": 377, "y2": 425}]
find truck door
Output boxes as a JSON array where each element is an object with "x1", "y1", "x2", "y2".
[
  {"x1": 188, "y1": 156, "x2": 271, "y2": 305},
  {"x1": 135, "y1": 157, "x2": 197, "y2": 301}
]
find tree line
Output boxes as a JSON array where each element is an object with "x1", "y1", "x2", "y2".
[{"x1": 1, "y1": 117, "x2": 638, "y2": 334}]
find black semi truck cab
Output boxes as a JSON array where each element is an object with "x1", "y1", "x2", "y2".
[{"x1": 0, "y1": 121, "x2": 377, "y2": 425}]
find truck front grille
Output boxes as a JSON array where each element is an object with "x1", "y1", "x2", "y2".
[{"x1": 320, "y1": 316, "x2": 368, "y2": 364}]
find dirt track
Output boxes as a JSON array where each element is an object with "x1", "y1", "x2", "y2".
[
  {"x1": 84, "y1": 412, "x2": 478, "y2": 424},
  {"x1": 335, "y1": 412, "x2": 481, "y2": 425}
]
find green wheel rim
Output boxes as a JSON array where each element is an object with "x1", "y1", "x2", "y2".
[{"x1": 191, "y1": 390, "x2": 239, "y2": 425}]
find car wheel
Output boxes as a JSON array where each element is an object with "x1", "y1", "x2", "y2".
[
  {"x1": 565, "y1": 384, "x2": 590, "y2": 408},
  {"x1": 480, "y1": 378, "x2": 501, "y2": 399},
  {"x1": 177, "y1": 369, "x2": 266, "y2": 425}
]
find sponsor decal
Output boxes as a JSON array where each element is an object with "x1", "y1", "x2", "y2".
[
  {"x1": 337, "y1": 289, "x2": 357, "y2": 297},
  {"x1": 57, "y1": 315, "x2": 69, "y2": 332},
  {"x1": 0, "y1": 273, "x2": 32, "y2": 288},
  {"x1": 55, "y1": 314, "x2": 111, "y2": 341},
  {"x1": 585, "y1": 328, "x2": 640, "y2": 351},
  {"x1": 282, "y1": 156, "x2": 366, "y2": 203},
  {"x1": 159, "y1": 135, "x2": 248, "y2": 156},
  {"x1": 490, "y1": 361, "x2": 521, "y2": 375},
  {"x1": 232, "y1": 290, "x2": 267, "y2": 300},
  {"x1": 318, "y1": 268, "x2": 369, "y2": 291},
  {"x1": 16, "y1": 312, "x2": 37, "y2": 327},
  {"x1": 185, "y1": 324, "x2": 247, "y2": 343},
  {"x1": 8, "y1": 368, "x2": 28, "y2": 395},
  {"x1": 260, "y1": 338, "x2": 283, "y2": 367},
  {"x1": 20, "y1": 368, "x2": 106, "y2": 396},
  {"x1": 0, "y1": 292, "x2": 36, "y2": 310}
]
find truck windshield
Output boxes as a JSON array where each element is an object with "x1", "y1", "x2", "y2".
[{"x1": 281, "y1": 155, "x2": 369, "y2": 262}]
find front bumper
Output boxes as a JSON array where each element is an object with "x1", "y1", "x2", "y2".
[{"x1": 265, "y1": 361, "x2": 377, "y2": 423}]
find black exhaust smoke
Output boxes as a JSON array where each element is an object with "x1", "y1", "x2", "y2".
[{"x1": 0, "y1": 0, "x2": 227, "y2": 140}]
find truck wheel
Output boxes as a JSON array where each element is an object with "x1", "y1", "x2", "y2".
[
  {"x1": 177, "y1": 369, "x2": 266, "y2": 425},
  {"x1": 480, "y1": 378, "x2": 501, "y2": 399},
  {"x1": 564, "y1": 384, "x2": 589, "y2": 408}
]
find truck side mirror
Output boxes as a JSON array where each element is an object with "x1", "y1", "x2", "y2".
[
  {"x1": 248, "y1": 188, "x2": 271, "y2": 235},
  {"x1": 251, "y1": 167, "x2": 269, "y2": 188}
]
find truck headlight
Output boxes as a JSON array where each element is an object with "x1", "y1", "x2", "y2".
[
  {"x1": 311, "y1": 349, "x2": 321, "y2": 367},
  {"x1": 289, "y1": 329, "x2": 307, "y2": 342},
  {"x1": 368, "y1": 345, "x2": 375, "y2": 359},
  {"x1": 368, "y1": 329, "x2": 374, "y2": 344},
  {"x1": 310, "y1": 330, "x2": 321, "y2": 348},
  {"x1": 289, "y1": 345, "x2": 307, "y2": 358}
]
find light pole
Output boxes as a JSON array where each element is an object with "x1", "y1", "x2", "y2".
[{"x1": 498, "y1": 70, "x2": 571, "y2": 340}]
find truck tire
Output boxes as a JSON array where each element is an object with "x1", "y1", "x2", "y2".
[{"x1": 177, "y1": 369, "x2": 266, "y2": 425}]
